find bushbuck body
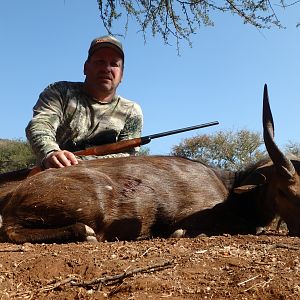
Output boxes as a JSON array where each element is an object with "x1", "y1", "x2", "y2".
[{"x1": 0, "y1": 154, "x2": 279, "y2": 243}]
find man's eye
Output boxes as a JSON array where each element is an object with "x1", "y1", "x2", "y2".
[{"x1": 111, "y1": 61, "x2": 121, "y2": 67}]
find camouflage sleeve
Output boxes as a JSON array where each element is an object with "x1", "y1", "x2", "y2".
[
  {"x1": 78, "y1": 102, "x2": 143, "y2": 160},
  {"x1": 25, "y1": 83, "x2": 64, "y2": 163}
]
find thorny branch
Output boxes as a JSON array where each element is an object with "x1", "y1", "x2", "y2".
[
  {"x1": 73, "y1": 260, "x2": 173, "y2": 287},
  {"x1": 8, "y1": 260, "x2": 174, "y2": 298},
  {"x1": 96, "y1": 0, "x2": 298, "y2": 51}
]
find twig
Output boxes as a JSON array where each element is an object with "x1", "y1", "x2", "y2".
[
  {"x1": 8, "y1": 275, "x2": 79, "y2": 298},
  {"x1": 106, "y1": 281, "x2": 125, "y2": 297},
  {"x1": 39, "y1": 276, "x2": 77, "y2": 292},
  {"x1": 258, "y1": 240, "x2": 300, "y2": 251},
  {"x1": 271, "y1": 243, "x2": 300, "y2": 251},
  {"x1": 237, "y1": 274, "x2": 260, "y2": 286},
  {"x1": 140, "y1": 247, "x2": 157, "y2": 257},
  {"x1": 73, "y1": 260, "x2": 174, "y2": 287},
  {"x1": 9, "y1": 260, "x2": 174, "y2": 297},
  {"x1": 243, "y1": 278, "x2": 273, "y2": 292},
  {"x1": 0, "y1": 247, "x2": 24, "y2": 252}
]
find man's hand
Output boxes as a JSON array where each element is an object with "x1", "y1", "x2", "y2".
[{"x1": 42, "y1": 150, "x2": 79, "y2": 169}]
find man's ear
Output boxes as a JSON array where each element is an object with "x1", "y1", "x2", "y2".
[
  {"x1": 83, "y1": 61, "x2": 88, "y2": 76},
  {"x1": 120, "y1": 65, "x2": 124, "y2": 82}
]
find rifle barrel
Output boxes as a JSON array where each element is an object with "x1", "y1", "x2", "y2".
[{"x1": 147, "y1": 121, "x2": 219, "y2": 140}]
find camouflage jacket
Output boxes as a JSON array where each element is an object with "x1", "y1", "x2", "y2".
[{"x1": 26, "y1": 81, "x2": 143, "y2": 165}]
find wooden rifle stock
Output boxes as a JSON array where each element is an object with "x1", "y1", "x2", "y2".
[
  {"x1": 0, "y1": 121, "x2": 219, "y2": 182},
  {"x1": 74, "y1": 137, "x2": 148, "y2": 156}
]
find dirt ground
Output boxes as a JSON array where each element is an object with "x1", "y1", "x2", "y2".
[{"x1": 0, "y1": 222, "x2": 299, "y2": 300}]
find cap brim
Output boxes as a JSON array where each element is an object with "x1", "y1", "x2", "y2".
[{"x1": 88, "y1": 43, "x2": 124, "y2": 59}]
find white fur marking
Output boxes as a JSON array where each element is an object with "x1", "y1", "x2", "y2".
[
  {"x1": 170, "y1": 229, "x2": 186, "y2": 238},
  {"x1": 86, "y1": 236, "x2": 98, "y2": 243}
]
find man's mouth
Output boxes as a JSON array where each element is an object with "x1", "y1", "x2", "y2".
[
  {"x1": 98, "y1": 76, "x2": 111, "y2": 80},
  {"x1": 97, "y1": 73, "x2": 112, "y2": 80}
]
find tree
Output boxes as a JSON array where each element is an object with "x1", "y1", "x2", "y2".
[
  {"x1": 97, "y1": 0, "x2": 299, "y2": 48},
  {"x1": 137, "y1": 146, "x2": 150, "y2": 156},
  {"x1": 170, "y1": 129, "x2": 267, "y2": 171},
  {"x1": 284, "y1": 141, "x2": 300, "y2": 157},
  {"x1": 0, "y1": 139, "x2": 35, "y2": 173},
  {"x1": 0, "y1": 138, "x2": 150, "y2": 173}
]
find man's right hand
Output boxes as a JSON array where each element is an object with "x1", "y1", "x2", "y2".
[{"x1": 42, "y1": 150, "x2": 79, "y2": 169}]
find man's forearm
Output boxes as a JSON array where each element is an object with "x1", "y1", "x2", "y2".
[{"x1": 26, "y1": 121, "x2": 60, "y2": 164}]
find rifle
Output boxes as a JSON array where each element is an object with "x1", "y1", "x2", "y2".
[{"x1": 0, "y1": 121, "x2": 219, "y2": 182}]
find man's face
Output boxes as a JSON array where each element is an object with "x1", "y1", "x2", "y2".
[{"x1": 84, "y1": 47, "x2": 123, "y2": 94}]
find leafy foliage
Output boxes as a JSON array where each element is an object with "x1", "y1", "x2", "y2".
[
  {"x1": 284, "y1": 141, "x2": 300, "y2": 157},
  {"x1": 170, "y1": 129, "x2": 267, "y2": 171},
  {"x1": 96, "y1": 0, "x2": 298, "y2": 48},
  {"x1": 0, "y1": 139, "x2": 35, "y2": 173},
  {"x1": 137, "y1": 146, "x2": 150, "y2": 156}
]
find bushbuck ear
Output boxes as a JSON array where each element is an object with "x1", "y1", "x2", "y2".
[
  {"x1": 233, "y1": 173, "x2": 267, "y2": 194},
  {"x1": 234, "y1": 184, "x2": 259, "y2": 194}
]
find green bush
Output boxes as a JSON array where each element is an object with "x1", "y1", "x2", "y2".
[
  {"x1": 0, "y1": 139, "x2": 35, "y2": 173},
  {"x1": 171, "y1": 129, "x2": 267, "y2": 171}
]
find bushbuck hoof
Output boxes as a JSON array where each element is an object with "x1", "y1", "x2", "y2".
[
  {"x1": 84, "y1": 225, "x2": 97, "y2": 242},
  {"x1": 255, "y1": 226, "x2": 265, "y2": 235},
  {"x1": 171, "y1": 229, "x2": 186, "y2": 238}
]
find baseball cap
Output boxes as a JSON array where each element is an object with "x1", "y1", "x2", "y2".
[{"x1": 88, "y1": 35, "x2": 124, "y2": 60}]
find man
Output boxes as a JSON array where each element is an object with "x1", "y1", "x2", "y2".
[{"x1": 26, "y1": 35, "x2": 143, "y2": 169}]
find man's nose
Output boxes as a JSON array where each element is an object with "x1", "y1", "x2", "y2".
[{"x1": 102, "y1": 61, "x2": 112, "y2": 72}]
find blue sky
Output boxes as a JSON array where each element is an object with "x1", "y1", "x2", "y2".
[{"x1": 0, "y1": 1, "x2": 299, "y2": 155}]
